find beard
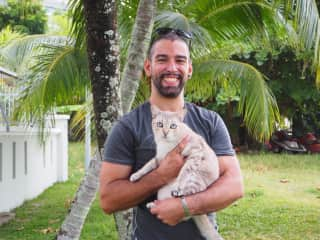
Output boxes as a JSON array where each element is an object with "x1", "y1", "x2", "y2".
[{"x1": 152, "y1": 72, "x2": 186, "y2": 98}]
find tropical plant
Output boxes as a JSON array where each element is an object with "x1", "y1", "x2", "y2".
[
  {"x1": 47, "y1": 11, "x2": 71, "y2": 35},
  {"x1": 148, "y1": 0, "x2": 320, "y2": 141},
  {"x1": 0, "y1": 0, "x2": 47, "y2": 34},
  {"x1": 1, "y1": 0, "x2": 319, "y2": 141},
  {"x1": 235, "y1": 46, "x2": 320, "y2": 137}
]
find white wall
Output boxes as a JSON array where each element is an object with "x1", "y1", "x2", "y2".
[{"x1": 0, "y1": 115, "x2": 69, "y2": 212}]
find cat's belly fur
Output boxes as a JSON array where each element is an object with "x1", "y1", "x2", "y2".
[{"x1": 156, "y1": 134, "x2": 219, "y2": 199}]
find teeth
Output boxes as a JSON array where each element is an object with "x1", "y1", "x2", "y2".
[{"x1": 164, "y1": 78, "x2": 178, "y2": 82}]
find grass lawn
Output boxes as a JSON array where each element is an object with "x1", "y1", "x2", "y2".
[{"x1": 0, "y1": 142, "x2": 319, "y2": 239}]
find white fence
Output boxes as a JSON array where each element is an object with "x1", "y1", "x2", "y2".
[{"x1": 0, "y1": 115, "x2": 69, "y2": 212}]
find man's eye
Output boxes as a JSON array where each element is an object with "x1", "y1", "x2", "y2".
[
  {"x1": 170, "y1": 123, "x2": 177, "y2": 129},
  {"x1": 176, "y1": 58, "x2": 186, "y2": 64},
  {"x1": 177, "y1": 59, "x2": 186, "y2": 64},
  {"x1": 157, "y1": 122, "x2": 163, "y2": 127}
]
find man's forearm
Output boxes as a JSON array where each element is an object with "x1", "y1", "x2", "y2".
[
  {"x1": 186, "y1": 156, "x2": 244, "y2": 215},
  {"x1": 100, "y1": 169, "x2": 166, "y2": 214},
  {"x1": 101, "y1": 136, "x2": 189, "y2": 214},
  {"x1": 187, "y1": 170, "x2": 243, "y2": 215}
]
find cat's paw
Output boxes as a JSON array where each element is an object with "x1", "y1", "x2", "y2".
[
  {"x1": 171, "y1": 190, "x2": 182, "y2": 197},
  {"x1": 184, "y1": 188, "x2": 197, "y2": 195},
  {"x1": 129, "y1": 174, "x2": 139, "y2": 182},
  {"x1": 146, "y1": 202, "x2": 155, "y2": 209}
]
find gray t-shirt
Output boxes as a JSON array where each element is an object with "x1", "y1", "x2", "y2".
[{"x1": 104, "y1": 101, "x2": 234, "y2": 240}]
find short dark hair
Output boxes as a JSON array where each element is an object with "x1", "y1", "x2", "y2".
[{"x1": 148, "y1": 28, "x2": 192, "y2": 59}]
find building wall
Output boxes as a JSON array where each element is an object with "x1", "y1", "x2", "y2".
[{"x1": 0, "y1": 115, "x2": 69, "y2": 212}]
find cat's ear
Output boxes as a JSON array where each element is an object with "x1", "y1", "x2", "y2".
[{"x1": 151, "y1": 104, "x2": 161, "y2": 119}]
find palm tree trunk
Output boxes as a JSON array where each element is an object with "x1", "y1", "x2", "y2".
[
  {"x1": 120, "y1": 0, "x2": 156, "y2": 114},
  {"x1": 83, "y1": 0, "x2": 121, "y2": 148},
  {"x1": 57, "y1": 154, "x2": 102, "y2": 240},
  {"x1": 57, "y1": 0, "x2": 120, "y2": 239},
  {"x1": 57, "y1": 0, "x2": 156, "y2": 239},
  {"x1": 116, "y1": 1, "x2": 156, "y2": 239}
]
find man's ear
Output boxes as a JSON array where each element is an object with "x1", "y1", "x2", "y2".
[
  {"x1": 188, "y1": 60, "x2": 193, "y2": 78},
  {"x1": 144, "y1": 59, "x2": 151, "y2": 77}
]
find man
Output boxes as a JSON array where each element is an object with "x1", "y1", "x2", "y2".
[{"x1": 100, "y1": 28, "x2": 244, "y2": 240}]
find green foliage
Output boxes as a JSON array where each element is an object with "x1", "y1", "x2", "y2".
[
  {"x1": 234, "y1": 46, "x2": 320, "y2": 136},
  {"x1": 2, "y1": 0, "x2": 320, "y2": 143},
  {"x1": 186, "y1": 59, "x2": 279, "y2": 141},
  {"x1": 0, "y1": 26, "x2": 24, "y2": 69},
  {"x1": 47, "y1": 11, "x2": 71, "y2": 35},
  {"x1": 0, "y1": 26, "x2": 24, "y2": 46},
  {"x1": 12, "y1": 42, "x2": 89, "y2": 131},
  {"x1": 0, "y1": 0, "x2": 47, "y2": 34}
]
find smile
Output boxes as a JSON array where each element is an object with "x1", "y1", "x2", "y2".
[
  {"x1": 162, "y1": 77, "x2": 180, "y2": 87},
  {"x1": 160, "y1": 73, "x2": 182, "y2": 86},
  {"x1": 164, "y1": 77, "x2": 179, "y2": 82}
]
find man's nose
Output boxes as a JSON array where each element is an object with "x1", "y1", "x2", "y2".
[{"x1": 166, "y1": 60, "x2": 178, "y2": 72}]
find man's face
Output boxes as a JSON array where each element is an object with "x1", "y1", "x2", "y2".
[{"x1": 144, "y1": 39, "x2": 192, "y2": 98}]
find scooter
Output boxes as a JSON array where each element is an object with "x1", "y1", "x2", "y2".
[
  {"x1": 267, "y1": 130, "x2": 307, "y2": 153},
  {"x1": 298, "y1": 132, "x2": 320, "y2": 153}
]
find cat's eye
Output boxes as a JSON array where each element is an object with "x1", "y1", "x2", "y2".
[
  {"x1": 157, "y1": 122, "x2": 163, "y2": 128},
  {"x1": 170, "y1": 123, "x2": 177, "y2": 129}
]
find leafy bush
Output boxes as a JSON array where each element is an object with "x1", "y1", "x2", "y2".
[{"x1": 0, "y1": 0, "x2": 47, "y2": 34}]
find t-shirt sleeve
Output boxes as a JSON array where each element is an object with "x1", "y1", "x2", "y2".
[
  {"x1": 103, "y1": 121, "x2": 135, "y2": 165},
  {"x1": 210, "y1": 114, "x2": 235, "y2": 156}
]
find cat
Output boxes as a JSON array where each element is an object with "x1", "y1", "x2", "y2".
[{"x1": 130, "y1": 105, "x2": 223, "y2": 240}]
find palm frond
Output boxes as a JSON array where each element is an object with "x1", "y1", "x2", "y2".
[
  {"x1": 68, "y1": 0, "x2": 86, "y2": 50},
  {"x1": 0, "y1": 34, "x2": 71, "y2": 73},
  {"x1": 182, "y1": 0, "x2": 269, "y2": 42},
  {"x1": 0, "y1": 26, "x2": 25, "y2": 47},
  {"x1": 118, "y1": 0, "x2": 140, "y2": 69},
  {"x1": 189, "y1": 59, "x2": 280, "y2": 141},
  {"x1": 291, "y1": 0, "x2": 320, "y2": 51},
  {"x1": 269, "y1": 0, "x2": 320, "y2": 81},
  {"x1": 14, "y1": 44, "x2": 88, "y2": 123},
  {"x1": 69, "y1": 99, "x2": 95, "y2": 141}
]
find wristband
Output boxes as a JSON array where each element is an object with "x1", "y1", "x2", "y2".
[{"x1": 180, "y1": 196, "x2": 191, "y2": 217}]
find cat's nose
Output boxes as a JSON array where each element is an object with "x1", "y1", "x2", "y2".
[{"x1": 163, "y1": 130, "x2": 168, "y2": 137}]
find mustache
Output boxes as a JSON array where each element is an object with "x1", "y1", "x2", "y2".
[{"x1": 160, "y1": 72, "x2": 183, "y2": 80}]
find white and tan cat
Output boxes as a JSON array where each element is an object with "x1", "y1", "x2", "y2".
[{"x1": 130, "y1": 105, "x2": 223, "y2": 240}]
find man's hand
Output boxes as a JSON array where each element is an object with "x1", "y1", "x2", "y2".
[
  {"x1": 150, "y1": 198, "x2": 185, "y2": 226},
  {"x1": 155, "y1": 135, "x2": 190, "y2": 184}
]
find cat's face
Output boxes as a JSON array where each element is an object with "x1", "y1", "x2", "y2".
[{"x1": 151, "y1": 105, "x2": 186, "y2": 142}]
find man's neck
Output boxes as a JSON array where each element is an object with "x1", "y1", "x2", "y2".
[{"x1": 149, "y1": 94, "x2": 185, "y2": 112}]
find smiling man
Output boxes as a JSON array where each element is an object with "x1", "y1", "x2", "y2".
[
  {"x1": 100, "y1": 28, "x2": 244, "y2": 240},
  {"x1": 147, "y1": 35, "x2": 191, "y2": 98}
]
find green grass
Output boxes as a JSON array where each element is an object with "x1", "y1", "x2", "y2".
[
  {"x1": 219, "y1": 153, "x2": 320, "y2": 240},
  {"x1": 0, "y1": 144, "x2": 319, "y2": 239}
]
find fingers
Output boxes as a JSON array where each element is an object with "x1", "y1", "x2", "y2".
[
  {"x1": 150, "y1": 201, "x2": 159, "y2": 214},
  {"x1": 149, "y1": 199, "x2": 183, "y2": 226},
  {"x1": 174, "y1": 135, "x2": 190, "y2": 154}
]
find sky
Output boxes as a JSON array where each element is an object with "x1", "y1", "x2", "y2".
[
  {"x1": 0, "y1": 0, "x2": 68, "y2": 11},
  {"x1": 42, "y1": 0, "x2": 68, "y2": 12}
]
